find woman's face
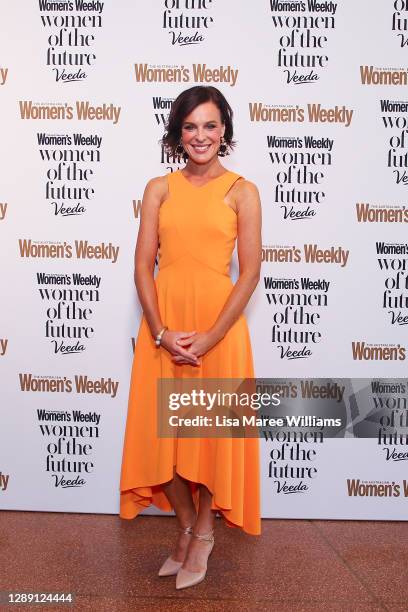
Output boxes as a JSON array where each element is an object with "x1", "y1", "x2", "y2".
[{"x1": 180, "y1": 101, "x2": 225, "y2": 164}]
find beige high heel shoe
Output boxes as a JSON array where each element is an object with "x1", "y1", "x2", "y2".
[
  {"x1": 175, "y1": 529, "x2": 215, "y2": 590},
  {"x1": 158, "y1": 525, "x2": 193, "y2": 577}
]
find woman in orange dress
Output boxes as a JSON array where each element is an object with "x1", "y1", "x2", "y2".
[{"x1": 120, "y1": 85, "x2": 262, "y2": 590}]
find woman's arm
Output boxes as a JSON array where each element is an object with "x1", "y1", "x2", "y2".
[
  {"x1": 134, "y1": 176, "x2": 166, "y2": 339},
  {"x1": 134, "y1": 176, "x2": 199, "y2": 364},
  {"x1": 176, "y1": 179, "x2": 262, "y2": 361},
  {"x1": 210, "y1": 179, "x2": 262, "y2": 341}
]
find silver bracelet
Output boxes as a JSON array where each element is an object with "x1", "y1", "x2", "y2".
[{"x1": 155, "y1": 326, "x2": 168, "y2": 347}]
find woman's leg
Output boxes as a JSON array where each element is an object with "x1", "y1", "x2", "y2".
[
  {"x1": 182, "y1": 483, "x2": 216, "y2": 572},
  {"x1": 161, "y1": 468, "x2": 197, "y2": 562}
]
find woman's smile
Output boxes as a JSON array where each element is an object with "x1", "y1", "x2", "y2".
[{"x1": 190, "y1": 143, "x2": 211, "y2": 154}]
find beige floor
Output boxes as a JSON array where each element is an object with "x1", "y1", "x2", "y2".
[{"x1": 1, "y1": 511, "x2": 407, "y2": 611}]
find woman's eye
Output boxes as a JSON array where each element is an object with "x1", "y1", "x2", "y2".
[{"x1": 183, "y1": 124, "x2": 217, "y2": 130}]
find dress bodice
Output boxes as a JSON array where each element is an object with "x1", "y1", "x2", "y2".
[{"x1": 158, "y1": 169, "x2": 243, "y2": 277}]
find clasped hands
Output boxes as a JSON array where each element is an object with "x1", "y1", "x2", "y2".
[{"x1": 160, "y1": 329, "x2": 217, "y2": 366}]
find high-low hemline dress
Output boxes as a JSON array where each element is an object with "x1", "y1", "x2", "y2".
[{"x1": 119, "y1": 169, "x2": 261, "y2": 536}]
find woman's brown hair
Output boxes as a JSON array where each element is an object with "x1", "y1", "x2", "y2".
[{"x1": 162, "y1": 85, "x2": 235, "y2": 157}]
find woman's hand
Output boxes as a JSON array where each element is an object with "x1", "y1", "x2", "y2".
[
  {"x1": 171, "y1": 330, "x2": 219, "y2": 366},
  {"x1": 160, "y1": 330, "x2": 200, "y2": 365}
]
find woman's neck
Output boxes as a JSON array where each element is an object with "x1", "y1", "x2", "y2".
[{"x1": 183, "y1": 157, "x2": 225, "y2": 178}]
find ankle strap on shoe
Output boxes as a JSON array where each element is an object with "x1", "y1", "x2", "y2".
[
  {"x1": 179, "y1": 525, "x2": 193, "y2": 535},
  {"x1": 192, "y1": 529, "x2": 214, "y2": 543}
]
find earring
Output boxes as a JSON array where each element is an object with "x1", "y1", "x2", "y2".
[
  {"x1": 218, "y1": 136, "x2": 228, "y2": 157},
  {"x1": 175, "y1": 139, "x2": 184, "y2": 155}
]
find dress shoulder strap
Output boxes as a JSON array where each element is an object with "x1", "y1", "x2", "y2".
[
  {"x1": 214, "y1": 171, "x2": 245, "y2": 198},
  {"x1": 165, "y1": 169, "x2": 179, "y2": 198}
]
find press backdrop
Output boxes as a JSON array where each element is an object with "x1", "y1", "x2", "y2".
[{"x1": 1, "y1": 1, "x2": 408, "y2": 519}]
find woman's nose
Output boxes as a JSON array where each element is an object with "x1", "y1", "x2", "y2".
[{"x1": 196, "y1": 127, "x2": 205, "y2": 141}]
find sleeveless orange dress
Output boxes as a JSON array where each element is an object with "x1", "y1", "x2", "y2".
[{"x1": 119, "y1": 169, "x2": 261, "y2": 535}]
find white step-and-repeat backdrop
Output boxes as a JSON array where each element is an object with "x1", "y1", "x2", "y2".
[{"x1": 1, "y1": 1, "x2": 408, "y2": 519}]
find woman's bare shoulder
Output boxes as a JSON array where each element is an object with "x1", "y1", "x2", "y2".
[
  {"x1": 143, "y1": 174, "x2": 169, "y2": 204},
  {"x1": 232, "y1": 177, "x2": 261, "y2": 212},
  {"x1": 234, "y1": 177, "x2": 260, "y2": 197}
]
